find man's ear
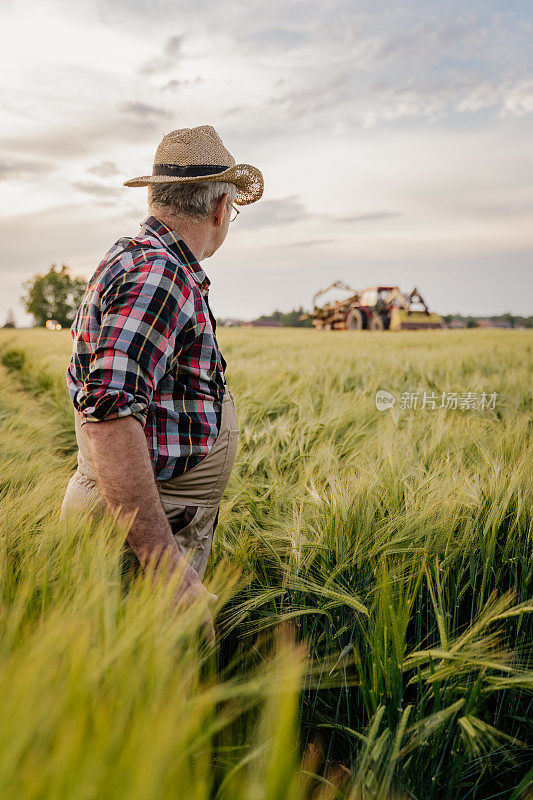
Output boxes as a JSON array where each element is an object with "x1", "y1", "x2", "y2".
[{"x1": 213, "y1": 193, "x2": 229, "y2": 227}]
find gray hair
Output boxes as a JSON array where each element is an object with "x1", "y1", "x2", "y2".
[{"x1": 147, "y1": 180, "x2": 236, "y2": 220}]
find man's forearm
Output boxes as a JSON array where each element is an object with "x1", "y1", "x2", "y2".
[{"x1": 82, "y1": 414, "x2": 183, "y2": 575}]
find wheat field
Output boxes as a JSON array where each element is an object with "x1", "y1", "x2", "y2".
[{"x1": 0, "y1": 327, "x2": 531, "y2": 800}]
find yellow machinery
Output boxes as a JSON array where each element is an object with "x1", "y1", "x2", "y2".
[{"x1": 301, "y1": 284, "x2": 443, "y2": 331}]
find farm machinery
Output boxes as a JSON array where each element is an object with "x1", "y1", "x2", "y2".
[{"x1": 301, "y1": 282, "x2": 443, "y2": 331}]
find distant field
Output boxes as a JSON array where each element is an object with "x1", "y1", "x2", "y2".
[{"x1": 0, "y1": 327, "x2": 531, "y2": 800}]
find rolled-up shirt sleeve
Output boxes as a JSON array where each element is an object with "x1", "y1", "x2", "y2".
[
  {"x1": 74, "y1": 260, "x2": 194, "y2": 426},
  {"x1": 74, "y1": 349, "x2": 154, "y2": 426}
]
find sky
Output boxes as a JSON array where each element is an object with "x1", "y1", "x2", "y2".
[{"x1": 1, "y1": 0, "x2": 532, "y2": 326}]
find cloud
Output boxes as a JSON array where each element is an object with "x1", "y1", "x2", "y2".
[
  {"x1": 139, "y1": 34, "x2": 183, "y2": 75},
  {"x1": 269, "y1": 68, "x2": 533, "y2": 128},
  {"x1": 499, "y1": 78, "x2": 533, "y2": 117},
  {"x1": 328, "y1": 211, "x2": 402, "y2": 224},
  {"x1": 370, "y1": 18, "x2": 485, "y2": 65},
  {"x1": 71, "y1": 181, "x2": 122, "y2": 199},
  {"x1": 243, "y1": 197, "x2": 401, "y2": 229},
  {"x1": 161, "y1": 77, "x2": 202, "y2": 91},
  {"x1": 223, "y1": 105, "x2": 247, "y2": 118},
  {"x1": 118, "y1": 101, "x2": 171, "y2": 119},
  {"x1": 257, "y1": 9, "x2": 533, "y2": 127},
  {"x1": 269, "y1": 72, "x2": 352, "y2": 118},
  {"x1": 231, "y1": 23, "x2": 312, "y2": 55},
  {"x1": 0, "y1": 114, "x2": 165, "y2": 162},
  {"x1": 286, "y1": 238, "x2": 335, "y2": 248},
  {"x1": 0, "y1": 157, "x2": 55, "y2": 181},
  {"x1": 86, "y1": 160, "x2": 121, "y2": 178},
  {"x1": 242, "y1": 196, "x2": 312, "y2": 228}
]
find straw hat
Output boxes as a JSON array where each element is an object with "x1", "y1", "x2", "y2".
[{"x1": 123, "y1": 125, "x2": 263, "y2": 205}]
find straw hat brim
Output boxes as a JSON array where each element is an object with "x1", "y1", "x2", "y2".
[{"x1": 123, "y1": 163, "x2": 263, "y2": 206}]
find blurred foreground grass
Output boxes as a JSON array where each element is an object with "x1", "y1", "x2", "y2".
[{"x1": 0, "y1": 327, "x2": 531, "y2": 800}]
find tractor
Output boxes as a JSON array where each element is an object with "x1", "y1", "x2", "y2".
[{"x1": 301, "y1": 283, "x2": 443, "y2": 331}]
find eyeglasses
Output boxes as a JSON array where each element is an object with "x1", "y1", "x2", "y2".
[{"x1": 227, "y1": 198, "x2": 240, "y2": 222}]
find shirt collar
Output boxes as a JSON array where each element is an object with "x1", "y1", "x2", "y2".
[{"x1": 139, "y1": 215, "x2": 210, "y2": 292}]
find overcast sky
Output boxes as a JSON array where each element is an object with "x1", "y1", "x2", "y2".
[{"x1": 1, "y1": 0, "x2": 532, "y2": 325}]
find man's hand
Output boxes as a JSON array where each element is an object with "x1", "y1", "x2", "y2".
[
  {"x1": 83, "y1": 413, "x2": 216, "y2": 641},
  {"x1": 170, "y1": 562, "x2": 217, "y2": 643}
]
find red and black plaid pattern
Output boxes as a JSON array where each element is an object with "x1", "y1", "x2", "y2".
[{"x1": 66, "y1": 216, "x2": 227, "y2": 480}]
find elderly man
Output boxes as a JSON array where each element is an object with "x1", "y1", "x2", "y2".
[{"x1": 60, "y1": 125, "x2": 263, "y2": 636}]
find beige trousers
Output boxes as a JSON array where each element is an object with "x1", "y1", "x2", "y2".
[{"x1": 59, "y1": 387, "x2": 239, "y2": 580}]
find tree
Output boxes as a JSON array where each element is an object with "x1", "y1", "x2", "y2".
[
  {"x1": 21, "y1": 264, "x2": 87, "y2": 328},
  {"x1": 2, "y1": 308, "x2": 16, "y2": 328},
  {"x1": 280, "y1": 306, "x2": 312, "y2": 327},
  {"x1": 251, "y1": 307, "x2": 313, "y2": 328}
]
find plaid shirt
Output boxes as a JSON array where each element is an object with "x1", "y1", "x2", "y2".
[{"x1": 66, "y1": 215, "x2": 228, "y2": 480}]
